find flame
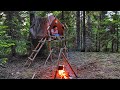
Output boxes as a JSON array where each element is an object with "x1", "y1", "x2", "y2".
[{"x1": 58, "y1": 66, "x2": 69, "y2": 79}]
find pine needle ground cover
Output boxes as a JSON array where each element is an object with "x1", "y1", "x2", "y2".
[{"x1": 0, "y1": 52, "x2": 120, "y2": 79}]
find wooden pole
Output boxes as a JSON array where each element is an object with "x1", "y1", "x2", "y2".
[
  {"x1": 48, "y1": 38, "x2": 52, "y2": 61},
  {"x1": 44, "y1": 49, "x2": 53, "y2": 66},
  {"x1": 62, "y1": 52, "x2": 78, "y2": 78}
]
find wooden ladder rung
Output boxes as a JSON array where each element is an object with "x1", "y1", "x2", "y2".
[
  {"x1": 32, "y1": 50, "x2": 38, "y2": 52},
  {"x1": 38, "y1": 38, "x2": 45, "y2": 43},
  {"x1": 28, "y1": 57, "x2": 33, "y2": 61},
  {"x1": 38, "y1": 41, "x2": 43, "y2": 43},
  {"x1": 41, "y1": 41, "x2": 45, "y2": 43},
  {"x1": 38, "y1": 41, "x2": 46, "y2": 43},
  {"x1": 63, "y1": 47, "x2": 68, "y2": 50}
]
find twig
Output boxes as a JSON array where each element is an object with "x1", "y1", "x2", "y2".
[{"x1": 32, "y1": 72, "x2": 36, "y2": 79}]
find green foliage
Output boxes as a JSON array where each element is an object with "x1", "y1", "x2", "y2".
[
  {"x1": 20, "y1": 17, "x2": 30, "y2": 39},
  {"x1": 88, "y1": 11, "x2": 120, "y2": 52},
  {"x1": 0, "y1": 40, "x2": 15, "y2": 47},
  {"x1": 0, "y1": 11, "x2": 31, "y2": 57},
  {"x1": 16, "y1": 39, "x2": 28, "y2": 55},
  {"x1": 0, "y1": 23, "x2": 15, "y2": 56},
  {"x1": 1, "y1": 11, "x2": 120, "y2": 58},
  {"x1": 0, "y1": 58, "x2": 8, "y2": 64},
  {"x1": 36, "y1": 11, "x2": 47, "y2": 17}
]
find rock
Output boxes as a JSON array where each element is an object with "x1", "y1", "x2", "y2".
[
  {"x1": 16, "y1": 72, "x2": 20, "y2": 75},
  {"x1": 11, "y1": 73, "x2": 14, "y2": 75}
]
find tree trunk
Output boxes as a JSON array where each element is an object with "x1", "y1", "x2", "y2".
[
  {"x1": 30, "y1": 16, "x2": 48, "y2": 57},
  {"x1": 80, "y1": 11, "x2": 83, "y2": 51},
  {"x1": 111, "y1": 11, "x2": 117, "y2": 52},
  {"x1": 86, "y1": 11, "x2": 92, "y2": 52},
  {"x1": 115, "y1": 11, "x2": 118, "y2": 52},
  {"x1": 116, "y1": 26, "x2": 119, "y2": 52},
  {"x1": 96, "y1": 30, "x2": 98, "y2": 52},
  {"x1": 76, "y1": 11, "x2": 80, "y2": 51},
  {"x1": 61, "y1": 11, "x2": 64, "y2": 22},
  {"x1": 5, "y1": 11, "x2": 16, "y2": 56},
  {"x1": 82, "y1": 11, "x2": 86, "y2": 52},
  {"x1": 98, "y1": 12, "x2": 101, "y2": 52},
  {"x1": 111, "y1": 25, "x2": 114, "y2": 52},
  {"x1": 30, "y1": 11, "x2": 35, "y2": 26},
  {"x1": 27, "y1": 11, "x2": 36, "y2": 56},
  {"x1": 101, "y1": 11, "x2": 107, "y2": 52}
]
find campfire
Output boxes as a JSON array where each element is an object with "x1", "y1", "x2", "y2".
[{"x1": 55, "y1": 65, "x2": 70, "y2": 79}]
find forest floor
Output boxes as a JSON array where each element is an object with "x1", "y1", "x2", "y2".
[{"x1": 0, "y1": 52, "x2": 120, "y2": 79}]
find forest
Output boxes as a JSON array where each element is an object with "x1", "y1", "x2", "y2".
[{"x1": 0, "y1": 11, "x2": 120, "y2": 79}]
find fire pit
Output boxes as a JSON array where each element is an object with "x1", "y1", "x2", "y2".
[
  {"x1": 57, "y1": 65, "x2": 70, "y2": 79},
  {"x1": 54, "y1": 64, "x2": 77, "y2": 79}
]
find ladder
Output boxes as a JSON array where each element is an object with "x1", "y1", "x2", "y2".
[{"x1": 24, "y1": 37, "x2": 47, "y2": 67}]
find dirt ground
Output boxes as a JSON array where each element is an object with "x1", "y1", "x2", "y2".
[{"x1": 0, "y1": 52, "x2": 120, "y2": 79}]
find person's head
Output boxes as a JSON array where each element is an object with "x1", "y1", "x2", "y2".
[{"x1": 53, "y1": 26, "x2": 58, "y2": 30}]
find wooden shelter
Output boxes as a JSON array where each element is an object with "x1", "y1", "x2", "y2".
[
  {"x1": 25, "y1": 14, "x2": 67, "y2": 67},
  {"x1": 30, "y1": 15, "x2": 65, "y2": 40}
]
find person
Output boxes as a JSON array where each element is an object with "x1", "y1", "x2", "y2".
[
  {"x1": 51, "y1": 26, "x2": 61, "y2": 41},
  {"x1": 51, "y1": 26, "x2": 60, "y2": 36}
]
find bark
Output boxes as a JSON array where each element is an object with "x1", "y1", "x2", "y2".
[
  {"x1": 82, "y1": 11, "x2": 86, "y2": 52},
  {"x1": 80, "y1": 11, "x2": 83, "y2": 51},
  {"x1": 30, "y1": 11, "x2": 35, "y2": 26},
  {"x1": 76, "y1": 11, "x2": 80, "y2": 51}
]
